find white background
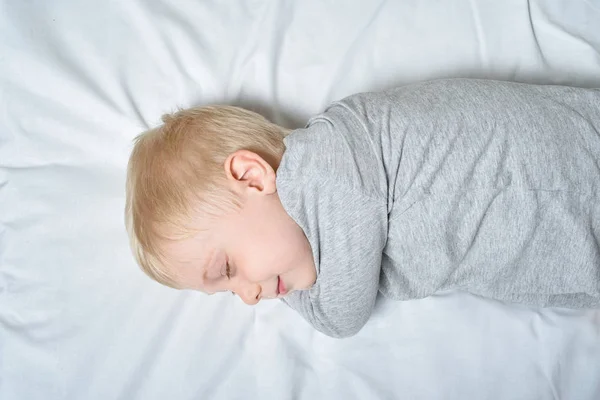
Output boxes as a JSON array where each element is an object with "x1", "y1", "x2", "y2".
[{"x1": 1, "y1": 1, "x2": 599, "y2": 399}]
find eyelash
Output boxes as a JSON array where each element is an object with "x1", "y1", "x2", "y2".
[{"x1": 226, "y1": 263, "x2": 235, "y2": 295}]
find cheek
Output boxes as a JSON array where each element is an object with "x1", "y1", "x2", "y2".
[
  {"x1": 235, "y1": 212, "x2": 311, "y2": 281},
  {"x1": 238, "y1": 232, "x2": 296, "y2": 281},
  {"x1": 235, "y1": 236, "x2": 279, "y2": 282},
  {"x1": 288, "y1": 230, "x2": 317, "y2": 287},
  {"x1": 276, "y1": 229, "x2": 312, "y2": 273}
]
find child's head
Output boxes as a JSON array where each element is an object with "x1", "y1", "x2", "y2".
[{"x1": 125, "y1": 106, "x2": 316, "y2": 304}]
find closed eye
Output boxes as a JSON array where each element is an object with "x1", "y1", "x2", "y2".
[{"x1": 225, "y1": 263, "x2": 232, "y2": 279}]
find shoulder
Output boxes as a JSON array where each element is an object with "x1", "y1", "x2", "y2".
[{"x1": 279, "y1": 105, "x2": 387, "y2": 200}]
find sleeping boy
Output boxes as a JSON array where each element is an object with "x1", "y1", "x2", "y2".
[{"x1": 125, "y1": 79, "x2": 600, "y2": 338}]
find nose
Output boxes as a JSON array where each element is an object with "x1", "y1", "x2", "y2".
[{"x1": 237, "y1": 283, "x2": 262, "y2": 305}]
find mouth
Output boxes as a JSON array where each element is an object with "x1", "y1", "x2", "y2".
[{"x1": 277, "y1": 276, "x2": 287, "y2": 296}]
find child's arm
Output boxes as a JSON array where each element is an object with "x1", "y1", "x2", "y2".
[
  {"x1": 275, "y1": 104, "x2": 388, "y2": 338},
  {"x1": 281, "y1": 189, "x2": 387, "y2": 338}
]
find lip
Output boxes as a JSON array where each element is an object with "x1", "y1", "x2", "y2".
[{"x1": 277, "y1": 276, "x2": 287, "y2": 296}]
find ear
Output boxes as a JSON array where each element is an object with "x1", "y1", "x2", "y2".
[{"x1": 224, "y1": 150, "x2": 277, "y2": 195}]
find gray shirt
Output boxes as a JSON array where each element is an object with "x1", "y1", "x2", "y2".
[{"x1": 276, "y1": 79, "x2": 600, "y2": 338}]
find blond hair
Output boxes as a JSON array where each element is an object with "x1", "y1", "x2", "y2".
[{"x1": 125, "y1": 105, "x2": 289, "y2": 288}]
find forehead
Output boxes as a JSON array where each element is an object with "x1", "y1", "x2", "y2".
[{"x1": 162, "y1": 234, "x2": 208, "y2": 262}]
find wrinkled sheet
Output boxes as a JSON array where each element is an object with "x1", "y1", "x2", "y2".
[{"x1": 1, "y1": 1, "x2": 599, "y2": 399}]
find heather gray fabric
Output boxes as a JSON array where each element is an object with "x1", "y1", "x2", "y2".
[{"x1": 276, "y1": 79, "x2": 600, "y2": 338}]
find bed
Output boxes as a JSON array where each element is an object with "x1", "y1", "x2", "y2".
[{"x1": 1, "y1": 1, "x2": 599, "y2": 399}]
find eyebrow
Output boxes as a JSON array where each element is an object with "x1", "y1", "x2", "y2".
[
  {"x1": 173, "y1": 248, "x2": 216, "y2": 290},
  {"x1": 200, "y1": 248, "x2": 221, "y2": 283}
]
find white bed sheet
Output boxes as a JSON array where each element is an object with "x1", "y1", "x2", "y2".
[{"x1": 1, "y1": 1, "x2": 599, "y2": 399}]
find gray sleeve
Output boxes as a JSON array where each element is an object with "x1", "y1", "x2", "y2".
[
  {"x1": 281, "y1": 189, "x2": 387, "y2": 338},
  {"x1": 276, "y1": 112, "x2": 389, "y2": 338}
]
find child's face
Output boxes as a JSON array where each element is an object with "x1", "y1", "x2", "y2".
[{"x1": 163, "y1": 150, "x2": 317, "y2": 304}]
